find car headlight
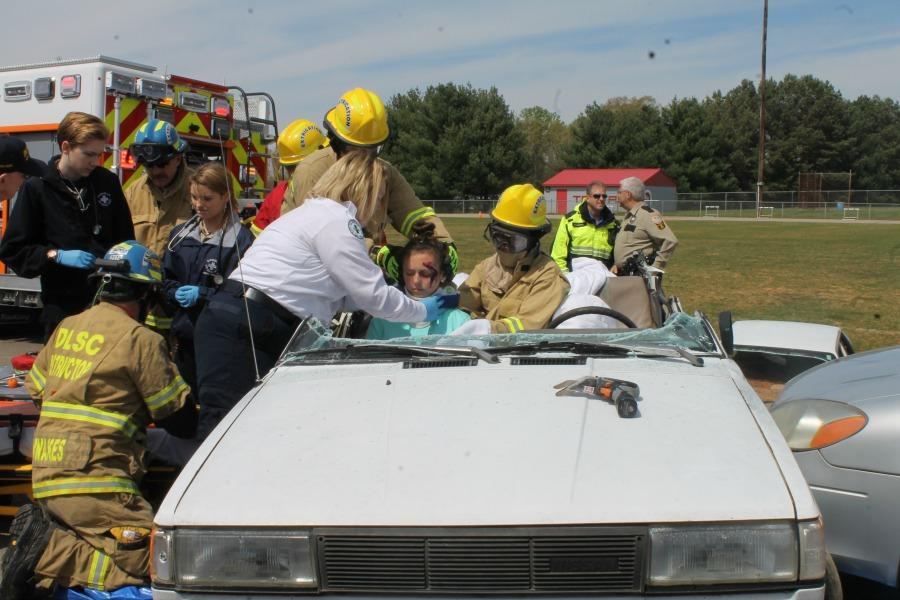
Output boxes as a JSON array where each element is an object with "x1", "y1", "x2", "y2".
[
  {"x1": 151, "y1": 528, "x2": 316, "y2": 590},
  {"x1": 771, "y1": 398, "x2": 867, "y2": 450},
  {"x1": 649, "y1": 523, "x2": 798, "y2": 586}
]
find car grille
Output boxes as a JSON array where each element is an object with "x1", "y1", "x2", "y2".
[{"x1": 315, "y1": 527, "x2": 645, "y2": 593}]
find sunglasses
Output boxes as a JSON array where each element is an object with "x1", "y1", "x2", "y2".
[
  {"x1": 592, "y1": 193, "x2": 608, "y2": 199},
  {"x1": 484, "y1": 223, "x2": 532, "y2": 253},
  {"x1": 131, "y1": 143, "x2": 178, "y2": 168}
]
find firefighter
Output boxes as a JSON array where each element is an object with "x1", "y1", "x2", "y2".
[
  {"x1": 0, "y1": 241, "x2": 195, "y2": 599},
  {"x1": 280, "y1": 88, "x2": 458, "y2": 279},
  {"x1": 551, "y1": 180, "x2": 620, "y2": 272},
  {"x1": 125, "y1": 119, "x2": 193, "y2": 332},
  {"x1": 457, "y1": 183, "x2": 570, "y2": 333},
  {"x1": 250, "y1": 119, "x2": 327, "y2": 236},
  {"x1": 613, "y1": 176, "x2": 679, "y2": 272},
  {"x1": 0, "y1": 112, "x2": 135, "y2": 342},
  {"x1": 0, "y1": 136, "x2": 45, "y2": 199},
  {"x1": 193, "y1": 150, "x2": 456, "y2": 439}
]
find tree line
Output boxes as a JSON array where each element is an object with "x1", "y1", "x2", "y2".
[{"x1": 381, "y1": 75, "x2": 900, "y2": 199}]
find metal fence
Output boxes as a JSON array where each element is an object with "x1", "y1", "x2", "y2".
[{"x1": 425, "y1": 190, "x2": 900, "y2": 221}]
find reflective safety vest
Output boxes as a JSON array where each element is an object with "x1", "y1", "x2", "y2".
[
  {"x1": 550, "y1": 201, "x2": 620, "y2": 272},
  {"x1": 25, "y1": 302, "x2": 190, "y2": 499}
]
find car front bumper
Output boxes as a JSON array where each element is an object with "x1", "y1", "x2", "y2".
[{"x1": 153, "y1": 587, "x2": 825, "y2": 600}]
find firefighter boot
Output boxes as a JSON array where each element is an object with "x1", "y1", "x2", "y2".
[{"x1": 0, "y1": 504, "x2": 55, "y2": 600}]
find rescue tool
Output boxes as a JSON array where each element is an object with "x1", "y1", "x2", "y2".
[{"x1": 554, "y1": 376, "x2": 640, "y2": 418}]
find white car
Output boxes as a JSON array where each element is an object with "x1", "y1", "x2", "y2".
[
  {"x1": 152, "y1": 308, "x2": 836, "y2": 599},
  {"x1": 727, "y1": 319, "x2": 854, "y2": 403}
]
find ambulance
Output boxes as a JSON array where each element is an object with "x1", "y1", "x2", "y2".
[{"x1": 0, "y1": 55, "x2": 279, "y2": 319}]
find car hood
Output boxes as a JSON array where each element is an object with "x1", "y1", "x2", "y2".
[
  {"x1": 159, "y1": 357, "x2": 798, "y2": 527},
  {"x1": 777, "y1": 345, "x2": 900, "y2": 406}
]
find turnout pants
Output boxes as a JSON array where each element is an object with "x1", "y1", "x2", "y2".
[{"x1": 33, "y1": 493, "x2": 153, "y2": 591}]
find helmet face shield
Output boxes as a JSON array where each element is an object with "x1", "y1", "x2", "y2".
[
  {"x1": 484, "y1": 223, "x2": 533, "y2": 254},
  {"x1": 130, "y1": 143, "x2": 178, "y2": 168}
]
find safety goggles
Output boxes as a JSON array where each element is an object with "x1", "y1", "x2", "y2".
[
  {"x1": 484, "y1": 223, "x2": 533, "y2": 253},
  {"x1": 130, "y1": 143, "x2": 178, "y2": 168}
]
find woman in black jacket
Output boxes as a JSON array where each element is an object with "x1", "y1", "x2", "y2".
[
  {"x1": 0, "y1": 112, "x2": 135, "y2": 341},
  {"x1": 162, "y1": 162, "x2": 253, "y2": 396}
]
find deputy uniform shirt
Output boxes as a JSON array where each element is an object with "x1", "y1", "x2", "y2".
[
  {"x1": 613, "y1": 202, "x2": 679, "y2": 270},
  {"x1": 125, "y1": 166, "x2": 194, "y2": 258},
  {"x1": 25, "y1": 302, "x2": 190, "y2": 499},
  {"x1": 459, "y1": 253, "x2": 570, "y2": 333},
  {"x1": 281, "y1": 148, "x2": 453, "y2": 245},
  {"x1": 231, "y1": 197, "x2": 427, "y2": 326}
]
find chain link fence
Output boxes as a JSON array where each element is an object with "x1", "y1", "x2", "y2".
[{"x1": 424, "y1": 190, "x2": 900, "y2": 221}]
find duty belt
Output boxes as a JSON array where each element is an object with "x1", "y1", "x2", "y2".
[{"x1": 220, "y1": 280, "x2": 300, "y2": 327}]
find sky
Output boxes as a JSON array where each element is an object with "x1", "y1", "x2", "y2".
[{"x1": 3, "y1": 0, "x2": 900, "y2": 125}]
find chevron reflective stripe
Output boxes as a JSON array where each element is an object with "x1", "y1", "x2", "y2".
[
  {"x1": 28, "y1": 364, "x2": 46, "y2": 393},
  {"x1": 400, "y1": 207, "x2": 437, "y2": 237},
  {"x1": 88, "y1": 549, "x2": 112, "y2": 590},
  {"x1": 41, "y1": 401, "x2": 138, "y2": 437},
  {"x1": 32, "y1": 476, "x2": 139, "y2": 498},
  {"x1": 145, "y1": 376, "x2": 189, "y2": 411},
  {"x1": 144, "y1": 313, "x2": 172, "y2": 329},
  {"x1": 501, "y1": 317, "x2": 525, "y2": 333},
  {"x1": 447, "y1": 244, "x2": 459, "y2": 273}
]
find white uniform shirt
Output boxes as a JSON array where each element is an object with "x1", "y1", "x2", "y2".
[{"x1": 231, "y1": 197, "x2": 426, "y2": 325}]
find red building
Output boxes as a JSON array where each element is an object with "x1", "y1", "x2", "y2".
[{"x1": 543, "y1": 168, "x2": 677, "y2": 214}]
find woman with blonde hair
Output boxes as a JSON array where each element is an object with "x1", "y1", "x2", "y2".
[
  {"x1": 191, "y1": 147, "x2": 456, "y2": 439},
  {"x1": 0, "y1": 111, "x2": 134, "y2": 340},
  {"x1": 162, "y1": 162, "x2": 253, "y2": 397}
]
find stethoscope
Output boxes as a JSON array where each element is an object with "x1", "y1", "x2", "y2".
[
  {"x1": 60, "y1": 176, "x2": 102, "y2": 236},
  {"x1": 167, "y1": 212, "x2": 237, "y2": 287}
]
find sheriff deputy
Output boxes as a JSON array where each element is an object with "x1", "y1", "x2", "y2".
[{"x1": 613, "y1": 176, "x2": 678, "y2": 272}]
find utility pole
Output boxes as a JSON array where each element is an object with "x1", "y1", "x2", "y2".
[{"x1": 756, "y1": 0, "x2": 768, "y2": 218}]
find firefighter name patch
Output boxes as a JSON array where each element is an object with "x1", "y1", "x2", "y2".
[{"x1": 348, "y1": 220, "x2": 364, "y2": 239}]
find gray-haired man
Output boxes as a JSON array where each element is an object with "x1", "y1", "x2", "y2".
[{"x1": 613, "y1": 176, "x2": 678, "y2": 272}]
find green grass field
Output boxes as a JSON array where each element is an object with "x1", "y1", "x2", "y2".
[{"x1": 392, "y1": 217, "x2": 900, "y2": 351}]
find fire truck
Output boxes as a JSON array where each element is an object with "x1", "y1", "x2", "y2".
[{"x1": 0, "y1": 55, "x2": 280, "y2": 321}]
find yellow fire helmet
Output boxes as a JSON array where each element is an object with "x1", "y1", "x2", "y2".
[
  {"x1": 491, "y1": 183, "x2": 551, "y2": 233},
  {"x1": 323, "y1": 88, "x2": 389, "y2": 147},
  {"x1": 277, "y1": 119, "x2": 328, "y2": 166}
]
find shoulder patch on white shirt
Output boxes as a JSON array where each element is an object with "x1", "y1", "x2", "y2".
[{"x1": 348, "y1": 219, "x2": 364, "y2": 239}]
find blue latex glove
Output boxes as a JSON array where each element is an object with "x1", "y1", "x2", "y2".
[
  {"x1": 420, "y1": 293, "x2": 460, "y2": 322},
  {"x1": 55, "y1": 249, "x2": 96, "y2": 270},
  {"x1": 175, "y1": 285, "x2": 200, "y2": 308}
]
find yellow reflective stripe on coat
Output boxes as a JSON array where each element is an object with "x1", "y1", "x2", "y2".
[
  {"x1": 144, "y1": 314, "x2": 172, "y2": 329},
  {"x1": 145, "y1": 375, "x2": 188, "y2": 411},
  {"x1": 400, "y1": 206, "x2": 436, "y2": 237},
  {"x1": 41, "y1": 401, "x2": 138, "y2": 437},
  {"x1": 250, "y1": 221, "x2": 264, "y2": 237},
  {"x1": 88, "y1": 549, "x2": 112, "y2": 590},
  {"x1": 501, "y1": 317, "x2": 525, "y2": 333},
  {"x1": 32, "y1": 476, "x2": 139, "y2": 498},
  {"x1": 28, "y1": 364, "x2": 46, "y2": 393}
]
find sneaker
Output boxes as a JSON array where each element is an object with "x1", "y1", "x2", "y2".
[{"x1": 0, "y1": 503, "x2": 54, "y2": 600}]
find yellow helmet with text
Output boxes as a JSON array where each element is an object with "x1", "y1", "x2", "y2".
[
  {"x1": 491, "y1": 183, "x2": 551, "y2": 233},
  {"x1": 323, "y1": 88, "x2": 389, "y2": 147},
  {"x1": 277, "y1": 119, "x2": 328, "y2": 165}
]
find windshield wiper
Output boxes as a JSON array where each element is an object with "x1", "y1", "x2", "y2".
[
  {"x1": 285, "y1": 343, "x2": 499, "y2": 364},
  {"x1": 486, "y1": 340, "x2": 704, "y2": 367}
]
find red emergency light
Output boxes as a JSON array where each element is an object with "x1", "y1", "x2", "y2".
[
  {"x1": 120, "y1": 149, "x2": 136, "y2": 170},
  {"x1": 212, "y1": 97, "x2": 231, "y2": 118}
]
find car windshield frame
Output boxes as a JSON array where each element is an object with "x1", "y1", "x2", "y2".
[{"x1": 280, "y1": 312, "x2": 721, "y2": 365}]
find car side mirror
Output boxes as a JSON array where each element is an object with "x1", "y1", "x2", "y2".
[{"x1": 718, "y1": 311, "x2": 734, "y2": 356}]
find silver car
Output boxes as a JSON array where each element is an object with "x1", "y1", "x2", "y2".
[{"x1": 771, "y1": 345, "x2": 900, "y2": 590}]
